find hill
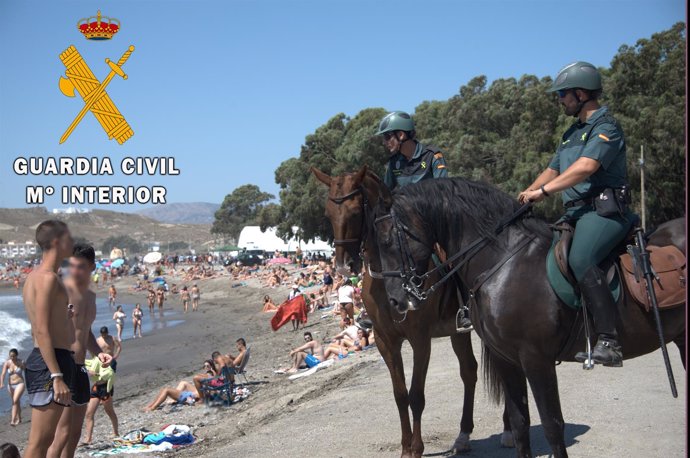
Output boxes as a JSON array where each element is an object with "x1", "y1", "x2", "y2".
[
  {"x1": 0, "y1": 207, "x2": 212, "y2": 254},
  {"x1": 136, "y1": 202, "x2": 219, "y2": 224}
]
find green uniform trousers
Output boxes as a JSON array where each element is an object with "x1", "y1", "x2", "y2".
[{"x1": 559, "y1": 207, "x2": 634, "y2": 282}]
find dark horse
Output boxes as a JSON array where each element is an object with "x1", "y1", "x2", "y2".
[
  {"x1": 312, "y1": 167, "x2": 512, "y2": 458},
  {"x1": 371, "y1": 177, "x2": 686, "y2": 458}
]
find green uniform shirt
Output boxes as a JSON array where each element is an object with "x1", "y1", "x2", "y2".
[
  {"x1": 548, "y1": 106, "x2": 628, "y2": 205},
  {"x1": 384, "y1": 142, "x2": 448, "y2": 190}
]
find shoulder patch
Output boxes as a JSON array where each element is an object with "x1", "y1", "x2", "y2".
[{"x1": 598, "y1": 133, "x2": 610, "y2": 141}]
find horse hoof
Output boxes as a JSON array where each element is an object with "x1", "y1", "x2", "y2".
[
  {"x1": 500, "y1": 430, "x2": 515, "y2": 448},
  {"x1": 453, "y1": 432, "x2": 471, "y2": 453}
]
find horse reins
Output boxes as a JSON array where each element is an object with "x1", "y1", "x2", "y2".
[{"x1": 370, "y1": 202, "x2": 535, "y2": 302}]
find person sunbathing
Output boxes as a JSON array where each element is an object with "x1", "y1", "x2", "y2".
[
  {"x1": 279, "y1": 332, "x2": 324, "y2": 373},
  {"x1": 143, "y1": 380, "x2": 200, "y2": 412},
  {"x1": 262, "y1": 295, "x2": 278, "y2": 312}
]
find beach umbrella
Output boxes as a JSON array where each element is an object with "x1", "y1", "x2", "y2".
[
  {"x1": 143, "y1": 252, "x2": 162, "y2": 264},
  {"x1": 267, "y1": 257, "x2": 291, "y2": 265},
  {"x1": 111, "y1": 258, "x2": 125, "y2": 268}
]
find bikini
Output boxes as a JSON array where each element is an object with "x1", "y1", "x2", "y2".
[{"x1": 8, "y1": 365, "x2": 24, "y2": 390}]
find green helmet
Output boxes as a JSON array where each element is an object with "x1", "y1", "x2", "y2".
[
  {"x1": 549, "y1": 61, "x2": 602, "y2": 92},
  {"x1": 375, "y1": 111, "x2": 415, "y2": 135}
]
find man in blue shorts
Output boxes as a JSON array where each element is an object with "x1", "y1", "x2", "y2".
[{"x1": 285, "y1": 332, "x2": 324, "y2": 373}]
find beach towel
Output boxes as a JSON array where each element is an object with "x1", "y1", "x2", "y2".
[
  {"x1": 271, "y1": 295, "x2": 308, "y2": 331},
  {"x1": 288, "y1": 358, "x2": 335, "y2": 380}
]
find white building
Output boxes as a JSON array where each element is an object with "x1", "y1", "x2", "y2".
[
  {"x1": 51, "y1": 207, "x2": 91, "y2": 214},
  {"x1": 237, "y1": 226, "x2": 332, "y2": 255},
  {"x1": 0, "y1": 241, "x2": 38, "y2": 258}
]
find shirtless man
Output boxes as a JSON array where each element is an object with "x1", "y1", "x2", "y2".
[
  {"x1": 284, "y1": 332, "x2": 324, "y2": 373},
  {"x1": 107, "y1": 285, "x2": 116, "y2": 308},
  {"x1": 48, "y1": 244, "x2": 112, "y2": 458},
  {"x1": 21, "y1": 220, "x2": 75, "y2": 458},
  {"x1": 225, "y1": 338, "x2": 247, "y2": 369},
  {"x1": 96, "y1": 327, "x2": 121, "y2": 373}
]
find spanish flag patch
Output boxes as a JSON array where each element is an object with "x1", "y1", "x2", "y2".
[
  {"x1": 437, "y1": 164, "x2": 446, "y2": 169},
  {"x1": 598, "y1": 133, "x2": 610, "y2": 141}
]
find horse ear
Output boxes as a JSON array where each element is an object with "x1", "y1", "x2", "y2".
[
  {"x1": 311, "y1": 167, "x2": 331, "y2": 187},
  {"x1": 354, "y1": 165, "x2": 368, "y2": 185}
]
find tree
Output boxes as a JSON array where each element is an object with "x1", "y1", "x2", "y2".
[
  {"x1": 101, "y1": 235, "x2": 141, "y2": 255},
  {"x1": 274, "y1": 108, "x2": 388, "y2": 242},
  {"x1": 211, "y1": 184, "x2": 274, "y2": 240},
  {"x1": 605, "y1": 22, "x2": 686, "y2": 227},
  {"x1": 272, "y1": 23, "x2": 685, "y2": 239}
]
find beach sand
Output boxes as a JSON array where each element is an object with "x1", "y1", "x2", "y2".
[{"x1": 0, "y1": 272, "x2": 685, "y2": 457}]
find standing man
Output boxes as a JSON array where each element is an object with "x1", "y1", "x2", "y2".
[
  {"x1": 519, "y1": 61, "x2": 633, "y2": 367},
  {"x1": 48, "y1": 244, "x2": 112, "y2": 458},
  {"x1": 376, "y1": 111, "x2": 471, "y2": 330},
  {"x1": 96, "y1": 327, "x2": 121, "y2": 373},
  {"x1": 21, "y1": 220, "x2": 75, "y2": 458}
]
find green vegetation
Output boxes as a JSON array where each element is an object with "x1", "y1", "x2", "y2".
[
  {"x1": 212, "y1": 24, "x2": 685, "y2": 242},
  {"x1": 101, "y1": 235, "x2": 142, "y2": 255},
  {"x1": 211, "y1": 184, "x2": 275, "y2": 240}
]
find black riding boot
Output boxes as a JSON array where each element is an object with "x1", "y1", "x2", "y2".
[{"x1": 575, "y1": 266, "x2": 623, "y2": 367}]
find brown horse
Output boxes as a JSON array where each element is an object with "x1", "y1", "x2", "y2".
[
  {"x1": 369, "y1": 176, "x2": 686, "y2": 458},
  {"x1": 313, "y1": 166, "x2": 511, "y2": 458}
]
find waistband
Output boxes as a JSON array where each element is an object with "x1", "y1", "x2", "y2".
[{"x1": 31, "y1": 348, "x2": 75, "y2": 355}]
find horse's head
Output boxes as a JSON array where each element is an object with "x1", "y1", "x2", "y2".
[
  {"x1": 372, "y1": 200, "x2": 435, "y2": 313},
  {"x1": 312, "y1": 166, "x2": 370, "y2": 276}
]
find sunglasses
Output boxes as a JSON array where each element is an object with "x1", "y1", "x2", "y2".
[
  {"x1": 382, "y1": 132, "x2": 397, "y2": 141},
  {"x1": 556, "y1": 89, "x2": 570, "y2": 98}
]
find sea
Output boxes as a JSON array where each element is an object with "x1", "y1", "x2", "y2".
[{"x1": 0, "y1": 291, "x2": 183, "y2": 414}]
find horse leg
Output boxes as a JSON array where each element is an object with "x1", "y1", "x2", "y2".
[
  {"x1": 408, "y1": 338, "x2": 432, "y2": 458},
  {"x1": 523, "y1": 360, "x2": 568, "y2": 458},
  {"x1": 377, "y1": 333, "x2": 413, "y2": 457},
  {"x1": 449, "y1": 332, "x2": 476, "y2": 453},
  {"x1": 494, "y1": 357, "x2": 532, "y2": 457},
  {"x1": 500, "y1": 398, "x2": 515, "y2": 448},
  {"x1": 673, "y1": 331, "x2": 686, "y2": 370}
]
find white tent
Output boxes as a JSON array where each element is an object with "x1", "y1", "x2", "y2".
[{"x1": 237, "y1": 226, "x2": 332, "y2": 254}]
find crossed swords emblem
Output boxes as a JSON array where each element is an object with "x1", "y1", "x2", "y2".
[{"x1": 58, "y1": 45, "x2": 135, "y2": 144}]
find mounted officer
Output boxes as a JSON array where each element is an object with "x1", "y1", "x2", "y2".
[
  {"x1": 376, "y1": 111, "x2": 472, "y2": 331},
  {"x1": 376, "y1": 111, "x2": 448, "y2": 190},
  {"x1": 519, "y1": 61, "x2": 634, "y2": 367}
]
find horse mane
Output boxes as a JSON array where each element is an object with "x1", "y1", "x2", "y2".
[{"x1": 391, "y1": 177, "x2": 551, "y2": 243}]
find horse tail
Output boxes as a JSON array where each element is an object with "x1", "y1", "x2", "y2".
[{"x1": 482, "y1": 344, "x2": 505, "y2": 405}]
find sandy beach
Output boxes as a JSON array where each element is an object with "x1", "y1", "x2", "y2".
[{"x1": 0, "y1": 271, "x2": 685, "y2": 457}]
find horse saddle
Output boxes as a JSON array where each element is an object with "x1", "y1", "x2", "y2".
[{"x1": 551, "y1": 222, "x2": 686, "y2": 311}]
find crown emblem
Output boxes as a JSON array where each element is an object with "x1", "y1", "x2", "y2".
[{"x1": 77, "y1": 10, "x2": 120, "y2": 40}]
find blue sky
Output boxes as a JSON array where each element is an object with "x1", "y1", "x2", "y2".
[{"x1": 0, "y1": 0, "x2": 685, "y2": 210}]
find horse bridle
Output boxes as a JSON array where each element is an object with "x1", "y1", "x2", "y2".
[
  {"x1": 370, "y1": 202, "x2": 536, "y2": 302},
  {"x1": 328, "y1": 187, "x2": 369, "y2": 250}
]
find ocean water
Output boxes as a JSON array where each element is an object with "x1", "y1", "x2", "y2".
[{"x1": 0, "y1": 291, "x2": 183, "y2": 414}]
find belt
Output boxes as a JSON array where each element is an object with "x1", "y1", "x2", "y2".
[{"x1": 564, "y1": 197, "x2": 594, "y2": 209}]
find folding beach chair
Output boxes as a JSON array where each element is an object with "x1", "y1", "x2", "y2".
[
  {"x1": 199, "y1": 366, "x2": 234, "y2": 407},
  {"x1": 230, "y1": 347, "x2": 251, "y2": 385}
]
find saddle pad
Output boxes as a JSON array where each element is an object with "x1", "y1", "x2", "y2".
[
  {"x1": 620, "y1": 245, "x2": 686, "y2": 311},
  {"x1": 546, "y1": 245, "x2": 621, "y2": 309}
]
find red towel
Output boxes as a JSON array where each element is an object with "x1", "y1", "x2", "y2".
[{"x1": 271, "y1": 295, "x2": 308, "y2": 331}]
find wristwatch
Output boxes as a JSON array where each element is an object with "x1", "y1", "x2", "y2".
[{"x1": 540, "y1": 185, "x2": 550, "y2": 197}]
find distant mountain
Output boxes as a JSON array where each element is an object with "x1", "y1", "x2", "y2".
[
  {"x1": 136, "y1": 202, "x2": 219, "y2": 225},
  {"x1": 0, "y1": 206, "x2": 211, "y2": 252}
]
